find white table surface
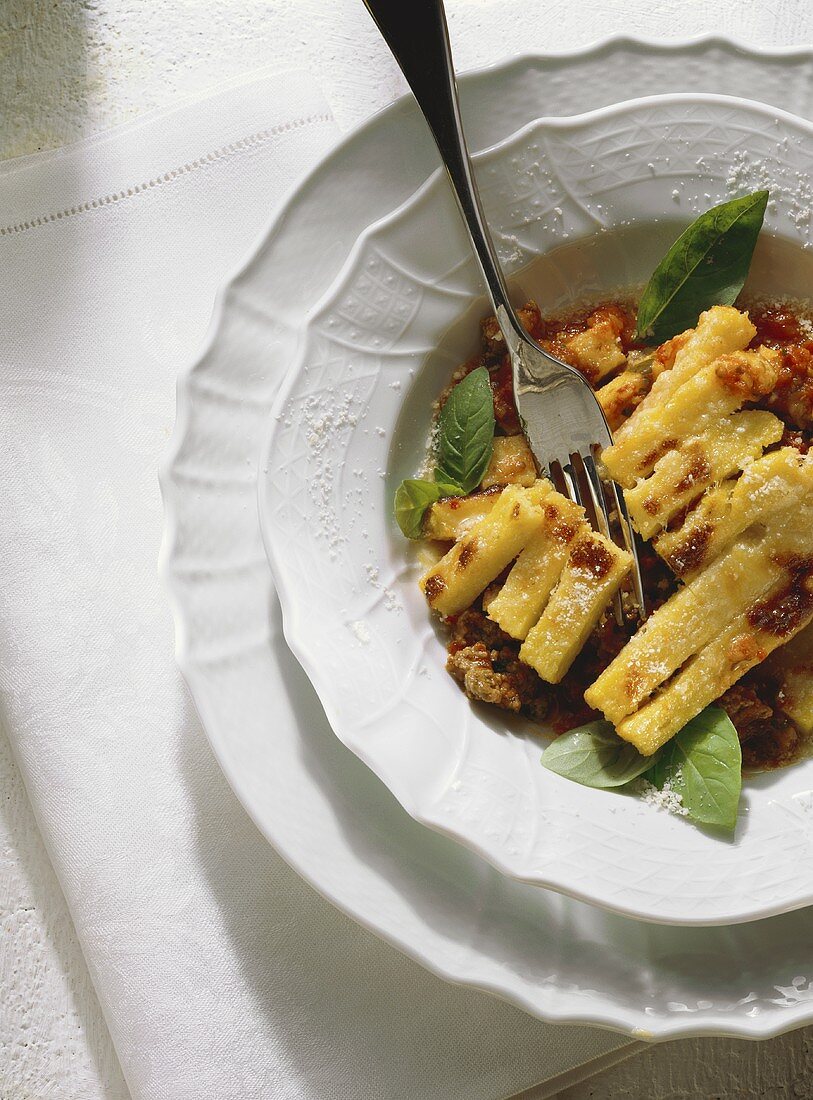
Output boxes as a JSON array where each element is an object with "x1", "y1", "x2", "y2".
[{"x1": 3, "y1": 1, "x2": 813, "y2": 1097}]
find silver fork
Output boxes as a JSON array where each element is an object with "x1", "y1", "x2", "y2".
[{"x1": 363, "y1": 0, "x2": 646, "y2": 621}]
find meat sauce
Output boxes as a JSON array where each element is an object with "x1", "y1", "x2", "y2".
[{"x1": 442, "y1": 297, "x2": 813, "y2": 770}]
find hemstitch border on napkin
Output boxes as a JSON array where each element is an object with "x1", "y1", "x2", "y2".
[{"x1": 0, "y1": 111, "x2": 332, "y2": 238}]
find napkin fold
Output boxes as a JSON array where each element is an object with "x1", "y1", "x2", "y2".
[{"x1": 0, "y1": 67, "x2": 631, "y2": 1099}]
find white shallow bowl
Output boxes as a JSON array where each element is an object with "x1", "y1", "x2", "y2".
[
  {"x1": 165, "y1": 43, "x2": 813, "y2": 1040},
  {"x1": 260, "y1": 92, "x2": 813, "y2": 926}
]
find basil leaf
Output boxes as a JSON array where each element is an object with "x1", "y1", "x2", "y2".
[
  {"x1": 396, "y1": 368, "x2": 495, "y2": 539},
  {"x1": 541, "y1": 720, "x2": 661, "y2": 789},
  {"x1": 394, "y1": 478, "x2": 461, "y2": 539},
  {"x1": 636, "y1": 190, "x2": 769, "y2": 343},
  {"x1": 436, "y1": 366, "x2": 495, "y2": 493},
  {"x1": 646, "y1": 706, "x2": 742, "y2": 831}
]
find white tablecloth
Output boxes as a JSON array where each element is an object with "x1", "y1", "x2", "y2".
[
  {"x1": 4, "y1": 3, "x2": 813, "y2": 1099},
  {"x1": 0, "y1": 42, "x2": 635, "y2": 1100}
]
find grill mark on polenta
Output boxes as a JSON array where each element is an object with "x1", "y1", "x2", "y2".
[
  {"x1": 569, "y1": 536, "x2": 613, "y2": 580},
  {"x1": 675, "y1": 448, "x2": 711, "y2": 494},
  {"x1": 748, "y1": 555, "x2": 813, "y2": 637},
  {"x1": 543, "y1": 503, "x2": 579, "y2": 544},
  {"x1": 456, "y1": 539, "x2": 478, "y2": 570},
  {"x1": 424, "y1": 574, "x2": 446, "y2": 604},
  {"x1": 663, "y1": 522, "x2": 713, "y2": 577},
  {"x1": 638, "y1": 437, "x2": 678, "y2": 473}
]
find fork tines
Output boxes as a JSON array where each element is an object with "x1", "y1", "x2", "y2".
[{"x1": 549, "y1": 449, "x2": 647, "y2": 625}]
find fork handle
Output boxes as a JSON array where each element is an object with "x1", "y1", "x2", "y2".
[{"x1": 362, "y1": 0, "x2": 522, "y2": 340}]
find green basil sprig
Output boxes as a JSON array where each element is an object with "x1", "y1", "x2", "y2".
[
  {"x1": 541, "y1": 720, "x2": 660, "y2": 789},
  {"x1": 435, "y1": 366, "x2": 495, "y2": 492},
  {"x1": 394, "y1": 366, "x2": 495, "y2": 539},
  {"x1": 635, "y1": 190, "x2": 769, "y2": 344},
  {"x1": 647, "y1": 706, "x2": 741, "y2": 831},
  {"x1": 541, "y1": 706, "x2": 742, "y2": 833}
]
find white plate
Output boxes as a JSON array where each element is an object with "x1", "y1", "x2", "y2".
[
  {"x1": 164, "y1": 43, "x2": 813, "y2": 1037},
  {"x1": 260, "y1": 92, "x2": 813, "y2": 926}
]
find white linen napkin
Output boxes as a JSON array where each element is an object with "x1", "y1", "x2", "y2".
[{"x1": 0, "y1": 67, "x2": 634, "y2": 1099}]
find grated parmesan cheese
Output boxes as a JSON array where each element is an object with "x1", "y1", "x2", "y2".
[
  {"x1": 726, "y1": 146, "x2": 813, "y2": 241},
  {"x1": 299, "y1": 388, "x2": 361, "y2": 560},
  {"x1": 364, "y1": 563, "x2": 380, "y2": 586},
  {"x1": 637, "y1": 776, "x2": 689, "y2": 817}
]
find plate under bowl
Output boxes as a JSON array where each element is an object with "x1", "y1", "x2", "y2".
[{"x1": 165, "y1": 41, "x2": 813, "y2": 1041}]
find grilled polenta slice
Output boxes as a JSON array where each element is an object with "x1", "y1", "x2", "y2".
[
  {"x1": 614, "y1": 305, "x2": 755, "y2": 433},
  {"x1": 602, "y1": 347, "x2": 780, "y2": 487},
  {"x1": 519, "y1": 530, "x2": 632, "y2": 683},
  {"x1": 564, "y1": 314, "x2": 627, "y2": 384},
  {"x1": 596, "y1": 368, "x2": 650, "y2": 431},
  {"x1": 588, "y1": 500, "x2": 813, "y2": 755},
  {"x1": 480, "y1": 434, "x2": 538, "y2": 489},
  {"x1": 484, "y1": 490, "x2": 586, "y2": 640},
  {"x1": 419, "y1": 484, "x2": 547, "y2": 618},
  {"x1": 424, "y1": 488, "x2": 503, "y2": 540},
  {"x1": 655, "y1": 448, "x2": 813, "y2": 578},
  {"x1": 616, "y1": 565, "x2": 813, "y2": 755},
  {"x1": 424, "y1": 439, "x2": 538, "y2": 541},
  {"x1": 585, "y1": 522, "x2": 810, "y2": 725},
  {"x1": 653, "y1": 481, "x2": 734, "y2": 578},
  {"x1": 625, "y1": 410, "x2": 783, "y2": 539}
]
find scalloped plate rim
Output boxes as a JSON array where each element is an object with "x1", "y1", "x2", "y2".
[{"x1": 161, "y1": 42, "x2": 813, "y2": 1041}]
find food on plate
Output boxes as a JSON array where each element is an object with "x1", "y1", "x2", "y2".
[{"x1": 396, "y1": 190, "x2": 813, "y2": 830}]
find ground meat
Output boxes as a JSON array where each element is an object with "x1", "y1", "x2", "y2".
[
  {"x1": 781, "y1": 426, "x2": 812, "y2": 454},
  {"x1": 448, "y1": 606, "x2": 510, "y2": 651},
  {"x1": 720, "y1": 682, "x2": 774, "y2": 732},
  {"x1": 447, "y1": 609, "x2": 548, "y2": 720},
  {"x1": 720, "y1": 676, "x2": 802, "y2": 769},
  {"x1": 447, "y1": 643, "x2": 521, "y2": 708},
  {"x1": 741, "y1": 718, "x2": 801, "y2": 770},
  {"x1": 489, "y1": 358, "x2": 523, "y2": 435},
  {"x1": 481, "y1": 302, "x2": 545, "y2": 358}
]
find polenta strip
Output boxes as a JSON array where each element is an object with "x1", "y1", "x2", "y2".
[
  {"x1": 424, "y1": 487, "x2": 503, "y2": 541},
  {"x1": 603, "y1": 348, "x2": 779, "y2": 486},
  {"x1": 485, "y1": 491, "x2": 585, "y2": 640},
  {"x1": 480, "y1": 435, "x2": 538, "y2": 490},
  {"x1": 419, "y1": 484, "x2": 545, "y2": 618},
  {"x1": 564, "y1": 317, "x2": 626, "y2": 383},
  {"x1": 656, "y1": 448, "x2": 813, "y2": 578},
  {"x1": 614, "y1": 305, "x2": 755, "y2": 436},
  {"x1": 625, "y1": 410, "x2": 783, "y2": 540},
  {"x1": 616, "y1": 567, "x2": 813, "y2": 756},
  {"x1": 519, "y1": 532, "x2": 631, "y2": 684},
  {"x1": 653, "y1": 481, "x2": 734, "y2": 578},
  {"x1": 596, "y1": 369, "x2": 649, "y2": 431},
  {"x1": 586, "y1": 526, "x2": 803, "y2": 724}
]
